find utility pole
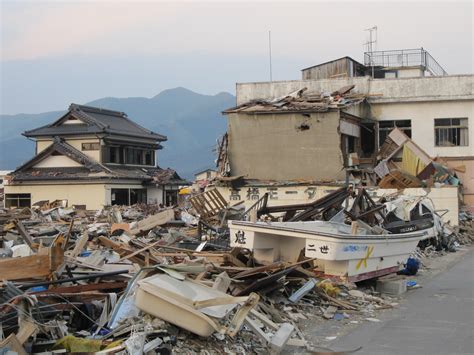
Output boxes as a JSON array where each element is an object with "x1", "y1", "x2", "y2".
[{"x1": 269, "y1": 30, "x2": 273, "y2": 82}]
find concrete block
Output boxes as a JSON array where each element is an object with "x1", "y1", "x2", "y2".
[{"x1": 376, "y1": 278, "x2": 407, "y2": 295}]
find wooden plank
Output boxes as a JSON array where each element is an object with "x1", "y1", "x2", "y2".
[
  {"x1": 16, "y1": 320, "x2": 38, "y2": 345},
  {"x1": 0, "y1": 246, "x2": 64, "y2": 281},
  {"x1": 14, "y1": 220, "x2": 37, "y2": 251},
  {"x1": 67, "y1": 231, "x2": 88, "y2": 258},
  {"x1": 0, "y1": 334, "x2": 27, "y2": 355},
  {"x1": 117, "y1": 240, "x2": 162, "y2": 262},
  {"x1": 129, "y1": 209, "x2": 174, "y2": 235}
]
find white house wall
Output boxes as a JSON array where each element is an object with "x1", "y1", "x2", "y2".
[
  {"x1": 34, "y1": 155, "x2": 83, "y2": 168},
  {"x1": 37, "y1": 138, "x2": 101, "y2": 162}
]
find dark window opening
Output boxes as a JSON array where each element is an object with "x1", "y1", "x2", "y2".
[
  {"x1": 111, "y1": 188, "x2": 147, "y2": 205},
  {"x1": 164, "y1": 190, "x2": 178, "y2": 207},
  {"x1": 378, "y1": 120, "x2": 412, "y2": 147},
  {"x1": 5, "y1": 194, "x2": 31, "y2": 208},
  {"x1": 360, "y1": 122, "x2": 376, "y2": 157},
  {"x1": 434, "y1": 118, "x2": 468, "y2": 147},
  {"x1": 103, "y1": 146, "x2": 155, "y2": 166}
]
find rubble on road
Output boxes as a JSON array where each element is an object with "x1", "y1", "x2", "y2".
[{"x1": 0, "y1": 189, "x2": 471, "y2": 354}]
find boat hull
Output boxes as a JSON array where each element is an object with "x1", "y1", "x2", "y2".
[{"x1": 229, "y1": 220, "x2": 426, "y2": 281}]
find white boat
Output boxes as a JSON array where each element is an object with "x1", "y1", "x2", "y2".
[{"x1": 229, "y1": 220, "x2": 427, "y2": 282}]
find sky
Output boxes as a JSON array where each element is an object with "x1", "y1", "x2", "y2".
[{"x1": 1, "y1": 0, "x2": 473, "y2": 114}]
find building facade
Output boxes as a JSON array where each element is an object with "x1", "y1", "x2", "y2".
[
  {"x1": 227, "y1": 49, "x2": 474, "y2": 205},
  {"x1": 4, "y1": 104, "x2": 187, "y2": 209}
]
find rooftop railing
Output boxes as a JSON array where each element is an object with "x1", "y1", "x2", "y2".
[{"x1": 364, "y1": 48, "x2": 448, "y2": 76}]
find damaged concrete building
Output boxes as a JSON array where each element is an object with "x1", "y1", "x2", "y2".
[
  {"x1": 223, "y1": 87, "x2": 371, "y2": 182},
  {"x1": 4, "y1": 104, "x2": 188, "y2": 209},
  {"x1": 218, "y1": 48, "x2": 473, "y2": 209}
]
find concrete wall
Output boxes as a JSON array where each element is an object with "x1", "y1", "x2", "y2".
[
  {"x1": 233, "y1": 75, "x2": 473, "y2": 205},
  {"x1": 37, "y1": 137, "x2": 101, "y2": 162},
  {"x1": 236, "y1": 75, "x2": 474, "y2": 105},
  {"x1": 4, "y1": 183, "x2": 108, "y2": 210},
  {"x1": 372, "y1": 100, "x2": 474, "y2": 158},
  {"x1": 213, "y1": 184, "x2": 341, "y2": 210},
  {"x1": 371, "y1": 100, "x2": 474, "y2": 201},
  {"x1": 227, "y1": 111, "x2": 345, "y2": 181},
  {"x1": 397, "y1": 67, "x2": 424, "y2": 78}
]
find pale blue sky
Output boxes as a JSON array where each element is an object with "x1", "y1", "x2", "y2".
[{"x1": 1, "y1": 0, "x2": 472, "y2": 114}]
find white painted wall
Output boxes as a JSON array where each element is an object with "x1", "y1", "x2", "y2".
[
  {"x1": 34, "y1": 155, "x2": 83, "y2": 168},
  {"x1": 147, "y1": 187, "x2": 164, "y2": 205},
  {"x1": 36, "y1": 137, "x2": 101, "y2": 161},
  {"x1": 372, "y1": 100, "x2": 474, "y2": 158}
]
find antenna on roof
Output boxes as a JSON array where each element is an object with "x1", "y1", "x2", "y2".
[
  {"x1": 268, "y1": 30, "x2": 273, "y2": 82},
  {"x1": 364, "y1": 26, "x2": 377, "y2": 78}
]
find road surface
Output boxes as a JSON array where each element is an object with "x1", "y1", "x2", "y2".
[{"x1": 329, "y1": 248, "x2": 474, "y2": 355}]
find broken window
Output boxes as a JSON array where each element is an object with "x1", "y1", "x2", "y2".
[
  {"x1": 434, "y1": 118, "x2": 469, "y2": 147},
  {"x1": 5, "y1": 193, "x2": 31, "y2": 208},
  {"x1": 82, "y1": 142, "x2": 100, "y2": 150},
  {"x1": 378, "y1": 120, "x2": 412, "y2": 147}
]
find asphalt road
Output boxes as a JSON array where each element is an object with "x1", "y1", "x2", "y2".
[{"x1": 329, "y1": 248, "x2": 474, "y2": 355}]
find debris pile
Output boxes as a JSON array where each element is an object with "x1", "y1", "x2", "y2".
[
  {"x1": 375, "y1": 128, "x2": 462, "y2": 189},
  {"x1": 223, "y1": 86, "x2": 366, "y2": 114},
  {"x1": 0, "y1": 202, "x2": 353, "y2": 353},
  {"x1": 1, "y1": 184, "x2": 471, "y2": 353}
]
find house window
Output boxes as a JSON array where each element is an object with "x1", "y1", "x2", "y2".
[
  {"x1": 145, "y1": 151, "x2": 153, "y2": 165},
  {"x1": 82, "y1": 142, "x2": 100, "y2": 151},
  {"x1": 378, "y1": 120, "x2": 412, "y2": 146},
  {"x1": 5, "y1": 194, "x2": 31, "y2": 208},
  {"x1": 103, "y1": 146, "x2": 154, "y2": 166},
  {"x1": 111, "y1": 188, "x2": 147, "y2": 205},
  {"x1": 434, "y1": 118, "x2": 469, "y2": 147}
]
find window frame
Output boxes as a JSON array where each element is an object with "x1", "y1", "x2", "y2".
[
  {"x1": 82, "y1": 142, "x2": 100, "y2": 151},
  {"x1": 5, "y1": 193, "x2": 31, "y2": 208},
  {"x1": 434, "y1": 117, "x2": 469, "y2": 147}
]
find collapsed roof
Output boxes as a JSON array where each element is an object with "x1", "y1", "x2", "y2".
[{"x1": 223, "y1": 85, "x2": 366, "y2": 114}]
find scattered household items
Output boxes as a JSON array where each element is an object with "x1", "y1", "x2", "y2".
[{"x1": 0, "y1": 172, "x2": 471, "y2": 353}]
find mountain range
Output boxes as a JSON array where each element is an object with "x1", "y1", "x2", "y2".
[{"x1": 0, "y1": 87, "x2": 235, "y2": 179}]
